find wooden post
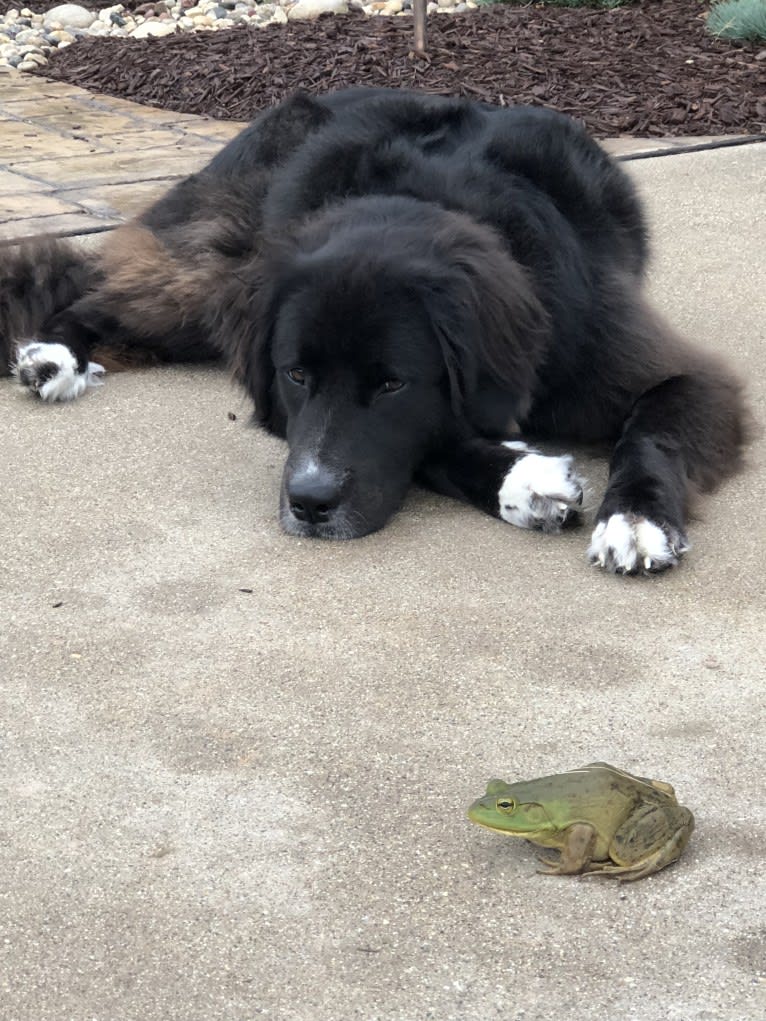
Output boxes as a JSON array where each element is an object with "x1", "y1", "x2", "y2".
[{"x1": 413, "y1": 0, "x2": 427, "y2": 54}]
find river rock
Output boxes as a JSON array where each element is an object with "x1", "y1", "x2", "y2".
[
  {"x1": 131, "y1": 19, "x2": 177, "y2": 36},
  {"x1": 43, "y1": 4, "x2": 96, "y2": 29},
  {"x1": 287, "y1": 0, "x2": 348, "y2": 20}
]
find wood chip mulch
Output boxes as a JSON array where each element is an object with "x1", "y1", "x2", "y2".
[{"x1": 32, "y1": 0, "x2": 766, "y2": 137}]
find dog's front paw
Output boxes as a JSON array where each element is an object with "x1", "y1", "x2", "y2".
[
  {"x1": 498, "y1": 445, "x2": 585, "y2": 533},
  {"x1": 588, "y1": 513, "x2": 690, "y2": 575},
  {"x1": 14, "y1": 341, "x2": 104, "y2": 402}
]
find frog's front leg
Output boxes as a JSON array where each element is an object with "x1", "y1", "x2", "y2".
[
  {"x1": 536, "y1": 823, "x2": 598, "y2": 876},
  {"x1": 597, "y1": 804, "x2": 695, "y2": 881}
]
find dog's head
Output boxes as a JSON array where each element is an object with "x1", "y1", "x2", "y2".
[{"x1": 220, "y1": 197, "x2": 548, "y2": 538}]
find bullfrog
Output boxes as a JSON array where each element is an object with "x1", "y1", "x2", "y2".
[{"x1": 467, "y1": 762, "x2": 694, "y2": 881}]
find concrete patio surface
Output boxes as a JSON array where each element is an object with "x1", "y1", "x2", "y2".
[{"x1": 0, "y1": 67, "x2": 765, "y2": 1021}]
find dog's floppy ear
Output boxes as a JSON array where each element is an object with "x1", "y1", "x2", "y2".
[{"x1": 413, "y1": 223, "x2": 551, "y2": 417}]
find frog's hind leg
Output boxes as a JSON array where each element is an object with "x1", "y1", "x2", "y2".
[
  {"x1": 601, "y1": 806, "x2": 694, "y2": 881},
  {"x1": 588, "y1": 829, "x2": 688, "y2": 881}
]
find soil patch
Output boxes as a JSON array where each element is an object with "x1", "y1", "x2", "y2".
[{"x1": 27, "y1": 0, "x2": 766, "y2": 136}]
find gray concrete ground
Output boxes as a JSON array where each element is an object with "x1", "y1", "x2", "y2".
[{"x1": 1, "y1": 138, "x2": 764, "y2": 1021}]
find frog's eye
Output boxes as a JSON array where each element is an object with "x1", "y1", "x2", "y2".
[{"x1": 496, "y1": 798, "x2": 516, "y2": 813}]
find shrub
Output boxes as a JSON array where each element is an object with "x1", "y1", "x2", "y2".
[{"x1": 707, "y1": 0, "x2": 766, "y2": 41}]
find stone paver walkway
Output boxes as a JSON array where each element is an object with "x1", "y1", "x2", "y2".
[
  {"x1": 0, "y1": 67, "x2": 246, "y2": 242},
  {"x1": 0, "y1": 66, "x2": 759, "y2": 244}
]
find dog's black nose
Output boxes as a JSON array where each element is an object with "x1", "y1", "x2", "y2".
[{"x1": 288, "y1": 470, "x2": 342, "y2": 524}]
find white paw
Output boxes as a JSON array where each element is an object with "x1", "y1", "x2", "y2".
[
  {"x1": 14, "y1": 341, "x2": 105, "y2": 402},
  {"x1": 498, "y1": 444, "x2": 585, "y2": 533},
  {"x1": 588, "y1": 513, "x2": 690, "y2": 575}
]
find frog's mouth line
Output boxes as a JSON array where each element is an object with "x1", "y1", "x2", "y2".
[{"x1": 469, "y1": 819, "x2": 526, "y2": 836}]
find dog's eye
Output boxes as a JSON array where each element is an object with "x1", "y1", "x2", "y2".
[
  {"x1": 379, "y1": 379, "x2": 404, "y2": 395},
  {"x1": 287, "y1": 367, "x2": 306, "y2": 385}
]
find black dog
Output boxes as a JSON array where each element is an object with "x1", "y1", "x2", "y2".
[{"x1": 0, "y1": 88, "x2": 748, "y2": 573}]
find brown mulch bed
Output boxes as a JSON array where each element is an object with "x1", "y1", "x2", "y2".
[{"x1": 29, "y1": 0, "x2": 766, "y2": 137}]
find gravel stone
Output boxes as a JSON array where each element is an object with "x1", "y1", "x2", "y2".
[
  {"x1": 130, "y1": 18, "x2": 176, "y2": 35},
  {"x1": 42, "y1": 4, "x2": 96, "y2": 29},
  {"x1": 287, "y1": 0, "x2": 349, "y2": 20}
]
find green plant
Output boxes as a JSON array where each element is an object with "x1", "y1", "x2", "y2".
[{"x1": 707, "y1": 0, "x2": 766, "y2": 41}]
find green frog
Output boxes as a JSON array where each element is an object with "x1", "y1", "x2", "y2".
[{"x1": 467, "y1": 762, "x2": 694, "y2": 881}]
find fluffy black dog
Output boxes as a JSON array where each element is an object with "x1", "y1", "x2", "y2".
[{"x1": 0, "y1": 88, "x2": 748, "y2": 573}]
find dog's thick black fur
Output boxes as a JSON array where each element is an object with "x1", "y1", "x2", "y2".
[{"x1": 0, "y1": 88, "x2": 748, "y2": 572}]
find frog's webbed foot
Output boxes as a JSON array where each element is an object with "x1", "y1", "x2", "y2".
[
  {"x1": 535, "y1": 854, "x2": 569, "y2": 877},
  {"x1": 575, "y1": 856, "x2": 670, "y2": 881},
  {"x1": 536, "y1": 853, "x2": 595, "y2": 877},
  {"x1": 581, "y1": 857, "x2": 668, "y2": 882},
  {"x1": 538, "y1": 855, "x2": 625, "y2": 878},
  {"x1": 574, "y1": 860, "x2": 642, "y2": 881}
]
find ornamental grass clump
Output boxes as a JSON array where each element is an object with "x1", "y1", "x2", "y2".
[{"x1": 707, "y1": 0, "x2": 766, "y2": 41}]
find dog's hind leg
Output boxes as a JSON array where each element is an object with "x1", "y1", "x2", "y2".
[
  {"x1": 588, "y1": 370, "x2": 749, "y2": 574},
  {"x1": 0, "y1": 239, "x2": 109, "y2": 400},
  {"x1": 5, "y1": 221, "x2": 221, "y2": 401}
]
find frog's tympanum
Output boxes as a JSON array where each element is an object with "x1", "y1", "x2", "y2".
[{"x1": 468, "y1": 762, "x2": 694, "y2": 881}]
